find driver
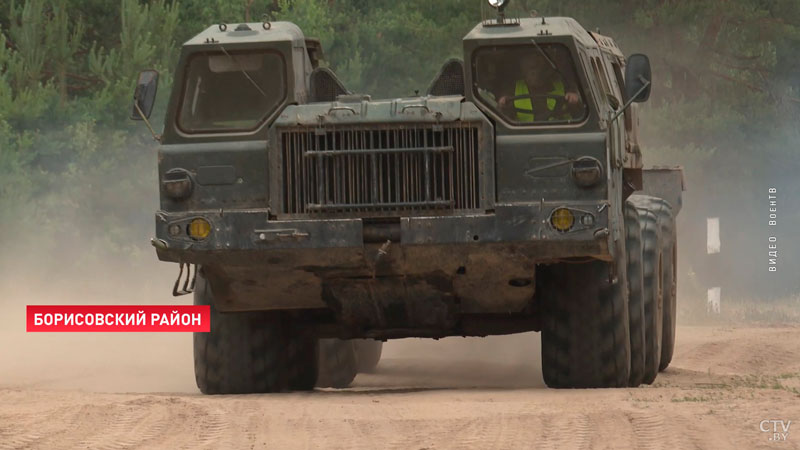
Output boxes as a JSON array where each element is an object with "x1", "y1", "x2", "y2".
[{"x1": 498, "y1": 54, "x2": 581, "y2": 122}]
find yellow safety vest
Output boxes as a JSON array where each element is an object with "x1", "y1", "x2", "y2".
[{"x1": 514, "y1": 79, "x2": 567, "y2": 122}]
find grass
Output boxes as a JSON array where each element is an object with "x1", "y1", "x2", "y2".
[
  {"x1": 729, "y1": 374, "x2": 800, "y2": 396},
  {"x1": 661, "y1": 373, "x2": 800, "y2": 404},
  {"x1": 671, "y1": 394, "x2": 717, "y2": 403}
]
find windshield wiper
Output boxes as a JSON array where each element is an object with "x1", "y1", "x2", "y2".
[
  {"x1": 218, "y1": 45, "x2": 268, "y2": 99},
  {"x1": 530, "y1": 38, "x2": 563, "y2": 77}
]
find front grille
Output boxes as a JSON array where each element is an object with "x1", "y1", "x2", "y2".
[{"x1": 279, "y1": 123, "x2": 482, "y2": 216}]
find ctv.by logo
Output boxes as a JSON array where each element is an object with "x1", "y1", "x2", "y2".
[{"x1": 760, "y1": 419, "x2": 791, "y2": 441}]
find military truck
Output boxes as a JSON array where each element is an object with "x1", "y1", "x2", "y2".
[{"x1": 132, "y1": 0, "x2": 684, "y2": 393}]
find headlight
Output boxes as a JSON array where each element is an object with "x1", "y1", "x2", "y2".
[
  {"x1": 162, "y1": 168, "x2": 193, "y2": 200},
  {"x1": 550, "y1": 208, "x2": 575, "y2": 232},
  {"x1": 188, "y1": 218, "x2": 212, "y2": 240},
  {"x1": 488, "y1": 0, "x2": 508, "y2": 8},
  {"x1": 571, "y1": 157, "x2": 603, "y2": 188}
]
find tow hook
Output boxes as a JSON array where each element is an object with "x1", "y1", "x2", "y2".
[{"x1": 372, "y1": 240, "x2": 391, "y2": 278}]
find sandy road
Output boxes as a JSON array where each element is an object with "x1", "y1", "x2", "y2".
[{"x1": 0, "y1": 326, "x2": 799, "y2": 450}]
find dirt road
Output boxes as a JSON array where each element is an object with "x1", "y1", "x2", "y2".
[{"x1": 1, "y1": 326, "x2": 799, "y2": 450}]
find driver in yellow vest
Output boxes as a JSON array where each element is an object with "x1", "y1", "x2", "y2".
[{"x1": 498, "y1": 56, "x2": 581, "y2": 122}]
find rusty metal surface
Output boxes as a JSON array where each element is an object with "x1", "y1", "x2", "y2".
[
  {"x1": 195, "y1": 242, "x2": 547, "y2": 316},
  {"x1": 155, "y1": 202, "x2": 610, "y2": 325},
  {"x1": 155, "y1": 210, "x2": 363, "y2": 251},
  {"x1": 155, "y1": 203, "x2": 609, "y2": 254}
]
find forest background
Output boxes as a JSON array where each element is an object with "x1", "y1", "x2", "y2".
[{"x1": 0, "y1": 0, "x2": 798, "y2": 305}]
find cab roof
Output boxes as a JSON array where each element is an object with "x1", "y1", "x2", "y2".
[
  {"x1": 183, "y1": 21, "x2": 305, "y2": 47},
  {"x1": 463, "y1": 17, "x2": 597, "y2": 48}
]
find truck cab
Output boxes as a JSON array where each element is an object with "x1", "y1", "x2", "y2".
[{"x1": 132, "y1": 8, "x2": 683, "y2": 394}]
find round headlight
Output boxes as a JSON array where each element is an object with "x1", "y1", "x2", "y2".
[
  {"x1": 488, "y1": 0, "x2": 508, "y2": 8},
  {"x1": 162, "y1": 168, "x2": 194, "y2": 200},
  {"x1": 188, "y1": 218, "x2": 212, "y2": 241},
  {"x1": 571, "y1": 157, "x2": 603, "y2": 188},
  {"x1": 550, "y1": 208, "x2": 575, "y2": 232}
]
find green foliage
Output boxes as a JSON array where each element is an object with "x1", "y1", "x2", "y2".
[
  {"x1": 86, "y1": 0, "x2": 179, "y2": 122},
  {"x1": 0, "y1": 0, "x2": 173, "y2": 267},
  {"x1": 272, "y1": 0, "x2": 478, "y2": 97}
]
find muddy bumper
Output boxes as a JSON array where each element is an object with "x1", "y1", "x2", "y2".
[{"x1": 153, "y1": 203, "x2": 611, "y2": 327}]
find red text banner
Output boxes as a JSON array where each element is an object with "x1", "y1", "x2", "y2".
[{"x1": 26, "y1": 305, "x2": 210, "y2": 332}]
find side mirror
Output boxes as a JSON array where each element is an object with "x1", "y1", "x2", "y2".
[
  {"x1": 131, "y1": 70, "x2": 159, "y2": 120},
  {"x1": 624, "y1": 54, "x2": 651, "y2": 103}
]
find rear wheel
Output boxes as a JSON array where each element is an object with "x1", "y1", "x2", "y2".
[
  {"x1": 540, "y1": 251, "x2": 631, "y2": 388},
  {"x1": 316, "y1": 339, "x2": 358, "y2": 388},
  {"x1": 653, "y1": 202, "x2": 677, "y2": 372},
  {"x1": 193, "y1": 271, "x2": 318, "y2": 394},
  {"x1": 630, "y1": 196, "x2": 664, "y2": 384},
  {"x1": 625, "y1": 201, "x2": 646, "y2": 387},
  {"x1": 354, "y1": 340, "x2": 383, "y2": 373}
]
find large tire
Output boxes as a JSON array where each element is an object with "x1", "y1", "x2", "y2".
[
  {"x1": 540, "y1": 252, "x2": 631, "y2": 388},
  {"x1": 316, "y1": 339, "x2": 358, "y2": 388},
  {"x1": 630, "y1": 196, "x2": 663, "y2": 384},
  {"x1": 624, "y1": 200, "x2": 646, "y2": 387},
  {"x1": 653, "y1": 201, "x2": 677, "y2": 372},
  {"x1": 354, "y1": 340, "x2": 383, "y2": 373},
  {"x1": 193, "y1": 271, "x2": 318, "y2": 394}
]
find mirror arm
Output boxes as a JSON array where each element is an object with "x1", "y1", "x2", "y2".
[
  {"x1": 134, "y1": 101, "x2": 161, "y2": 142},
  {"x1": 610, "y1": 78, "x2": 651, "y2": 124}
]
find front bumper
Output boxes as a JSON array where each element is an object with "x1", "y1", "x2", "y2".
[
  {"x1": 154, "y1": 202, "x2": 611, "y2": 265},
  {"x1": 154, "y1": 203, "x2": 612, "y2": 315}
]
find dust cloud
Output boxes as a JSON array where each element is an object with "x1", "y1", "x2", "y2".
[
  {"x1": 369, "y1": 334, "x2": 544, "y2": 389},
  {"x1": 0, "y1": 249, "x2": 545, "y2": 394},
  {"x1": 0, "y1": 126, "x2": 795, "y2": 396},
  {"x1": 0, "y1": 256, "x2": 196, "y2": 393}
]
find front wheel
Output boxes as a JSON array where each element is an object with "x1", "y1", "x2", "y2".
[
  {"x1": 540, "y1": 255, "x2": 631, "y2": 388},
  {"x1": 316, "y1": 339, "x2": 358, "y2": 388},
  {"x1": 193, "y1": 270, "x2": 318, "y2": 394}
]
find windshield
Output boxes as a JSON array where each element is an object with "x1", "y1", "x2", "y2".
[
  {"x1": 177, "y1": 50, "x2": 286, "y2": 133},
  {"x1": 472, "y1": 44, "x2": 587, "y2": 125}
]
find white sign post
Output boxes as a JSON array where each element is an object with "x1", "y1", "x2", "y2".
[{"x1": 707, "y1": 217, "x2": 721, "y2": 314}]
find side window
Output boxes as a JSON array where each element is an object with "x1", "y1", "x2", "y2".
[
  {"x1": 603, "y1": 56, "x2": 624, "y2": 100},
  {"x1": 611, "y1": 62, "x2": 626, "y2": 101},
  {"x1": 591, "y1": 57, "x2": 612, "y2": 98},
  {"x1": 579, "y1": 53, "x2": 603, "y2": 114},
  {"x1": 589, "y1": 56, "x2": 612, "y2": 115}
]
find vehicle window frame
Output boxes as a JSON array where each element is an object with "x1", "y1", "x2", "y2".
[
  {"x1": 175, "y1": 49, "x2": 288, "y2": 135},
  {"x1": 609, "y1": 59, "x2": 633, "y2": 132},
  {"x1": 591, "y1": 57, "x2": 613, "y2": 100},
  {"x1": 578, "y1": 51, "x2": 605, "y2": 117},
  {"x1": 470, "y1": 43, "x2": 589, "y2": 127}
]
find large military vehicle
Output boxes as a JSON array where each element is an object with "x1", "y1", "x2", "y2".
[{"x1": 132, "y1": 0, "x2": 684, "y2": 393}]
